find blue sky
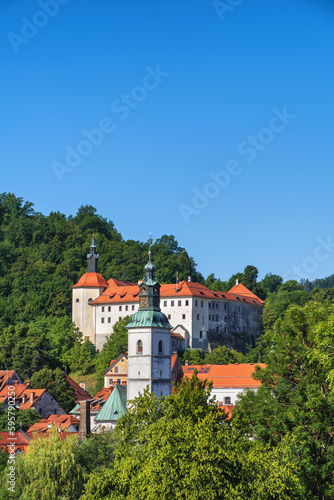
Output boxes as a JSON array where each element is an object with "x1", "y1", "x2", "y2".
[{"x1": 1, "y1": 0, "x2": 334, "y2": 282}]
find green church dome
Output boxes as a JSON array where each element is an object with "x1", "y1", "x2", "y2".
[{"x1": 127, "y1": 309, "x2": 172, "y2": 329}]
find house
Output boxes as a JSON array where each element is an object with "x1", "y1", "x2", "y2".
[
  {"x1": 72, "y1": 239, "x2": 264, "y2": 351},
  {"x1": 66, "y1": 375, "x2": 93, "y2": 402},
  {"x1": 0, "y1": 383, "x2": 66, "y2": 418},
  {"x1": 0, "y1": 370, "x2": 22, "y2": 390},
  {"x1": 92, "y1": 385, "x2": 127, "y2": 433},
  {"x1": 103, "y1": 354, "x2": 128, "y2": 388},
  {"x1": 27, "y1": 414, "x2": 80, "y2": 433},
  {"x1": 182, "y1": 363, "x2": 266, "y2": 406},
  {"x1": 0, "y1": 430, "x2": 31, "y2": 454},
  {"x1": 70, "y1": 387, "x2": 113, "y2": 428}
]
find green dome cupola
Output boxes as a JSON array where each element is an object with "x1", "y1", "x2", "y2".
[{"x1": 127, "y1": 249, "x2": 172, "y2": 330}]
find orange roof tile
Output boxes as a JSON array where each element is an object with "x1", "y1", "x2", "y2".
[
  {"x1": 182, "y1": 363, "x2": 266, "y2": 388},
  {"x1": 0, "y1": 383, "x2": 30, "y2": 401},
  {"x1": 89, "y1": 280, "x2": 264, "y2": 307},
  {"x1": 66, "y1": 375, "x2": 92, "y2": 402},
  {"x1": 228, "y1": 283, "x2": 265, "y2": 304},
  {"x1": 0, "y1": 430, "x2": 31, "y2": 453},
  {"x1": 72, "y1": 272, "x2": 108, "y2": 289}
]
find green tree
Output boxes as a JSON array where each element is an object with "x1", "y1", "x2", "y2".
[
  {"x1": 233, "y1": 302, "x2": 334, "y2": 499},
  {"x1": 30, "y1": 367, "x2": 76, "y2": 413},
  {"x1": 63, "y1": 339, "x2": 96, "y2": 376},
  {"x1": 0, "y1": 403, "x2": 40, "y2": 432},
  {"x1": 261, "y1": 273, "x2": 283, "y2": 295},
  {"x1": 0, "y1": 426, "x2": 84, "y2": 499},
  {"x1": 203, "y1": 345, "x2": 246, "y2": 364},
  {"x1": 96, "y1": 316, "x2": 131, "y2": 374},
  {"x1": 180, "y1": 348, "x2": 204, "y2": 365}
]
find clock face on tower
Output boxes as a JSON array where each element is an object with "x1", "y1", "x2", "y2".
[{"x1": 139, "y1": 296, "x2": 148, "y2": 308}]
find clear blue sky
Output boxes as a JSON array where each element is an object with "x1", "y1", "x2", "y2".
[{"x1": 1, "y1": 0, "x2": 334, "y2": 282}]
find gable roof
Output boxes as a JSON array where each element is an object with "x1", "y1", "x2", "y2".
[
  {"x1": 0, "y1": 371, "x2": 22, "y2": 390},
  {"x1": 95, "y1": 385, "x2": 127, "y2": 422},
  {"x1": 72, "y1": 272, "x2": 109, "y2": 288},
  {"x1": 89, "y1": 280, "x2": 264, "y2": 307},
  {"x1": 0, "y1": 430, "x2": 31, "y2": 453},
  {"x1": 66, "y1": 375, "x2": 92, "y2": 402},
  {"x1": 182, "y1": 363, "x2": 266, "y2": 388},
  {"x1": 228, "y1": 283, "x2": 265, "y2": 304},
  {"x1": 103, "y1": 353, "x2": 128, "y2": 375},
  {"x1": 28, "y1": 414, "x2": 80, "y2": 433},
  {"x1": 70, "y1": 387, "x2": 113, "y2": 415}
]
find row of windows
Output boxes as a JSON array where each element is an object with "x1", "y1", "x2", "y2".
[
  {"x1": 163, "y1": 300, "x2": 189, "y2": 307},
  {"x1": 100, "y1": 305, "x2": 136, "y2": 312},
  {"x1": 209, "y1": 302, "x2": 219, "y2": 309},
  {"x1": 209, "y1": 314, "x2": 219, "y2": 322},
  {"x1": 109, "y1": 379, "x2": 122, "y2": 385}
]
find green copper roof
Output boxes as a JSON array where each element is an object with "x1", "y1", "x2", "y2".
[
  {"x1": 95, "y1": 385, "x2": 127, "y2": 422},
  {"x1": 128, "y1": 309, "x2": 172, "y2": 329}
]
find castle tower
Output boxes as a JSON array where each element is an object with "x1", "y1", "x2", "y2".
[
  {"x1": 127, "y1": 252, "x2": 172, "y2": 401},
  {"x1": 72, "y1": 237, "x2": 108, "y2": 345}
]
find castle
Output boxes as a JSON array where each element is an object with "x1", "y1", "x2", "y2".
[{"x1": 72, "y1": 238, "x2": 264, "y2": 353}]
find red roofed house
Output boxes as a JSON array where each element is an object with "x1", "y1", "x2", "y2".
[
  {"x1": 182, "y1": 362, "x2": 265, "y2": 408},
  {"x1": 27, "y1": 414, "x2": 80, "y2": 434},
  {"x1": 66, "y1": 375, "x2": 93, "y2": 402},
  {"x1": 0, "y1": 371, "x2": 22, "y2": 390},
  {"x1": 0, "y1": 383, "x2": 66, "y2": 418},
  {"x1": 0, "y1": 430, "x2": 31, "y2": 454},
  {"x1": 72, "y1": 241, "x2": 264, "y2": 352}
]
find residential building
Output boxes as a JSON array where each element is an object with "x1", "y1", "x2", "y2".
[{"x1": 0, "y1": 383, "x2": 65, "y2": 418}]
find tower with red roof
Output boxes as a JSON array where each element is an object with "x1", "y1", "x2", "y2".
[{"x1": 72, "y1": 237, "x2": 108, "y2": 345}]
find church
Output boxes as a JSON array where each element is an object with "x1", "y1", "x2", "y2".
[{"x1": 72, "y1": 238, "x2": 264, "y2": 353}]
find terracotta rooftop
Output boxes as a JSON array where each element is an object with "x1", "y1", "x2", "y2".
[
  {"x1": 0, "y1": 430, "x2": 31, "y2": 453},
  {"x1": 66, "y1": 375, "x2": 93, "y2": 402},
  {"x1": 182, "y1": 363, "x2": 266, "y2": 388},
  {"x1": 89, "y1": 280, "x2": 264, "y2": 307},
  {"x1": 28, "y1": 414, "x2": 80, "y2": 433},
  {"x1": 0, "y1": 370, "x2": 22, "y2": 390},
  {"x1": 228, "y1": 282, "x2": 265, "y2": 304},
  {"x1": 72, "y1": 272, "x2": 109, "y2": 289}
]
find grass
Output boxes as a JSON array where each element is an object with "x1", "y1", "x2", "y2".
[{"x1": 69, "y1": 367, "x2": 101, "y2": 396}]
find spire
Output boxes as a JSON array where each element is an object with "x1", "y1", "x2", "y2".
[{"x1": 87, "y1": 235, "x2": 99, "y2": 273}]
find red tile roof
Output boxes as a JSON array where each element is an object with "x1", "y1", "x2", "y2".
[
  {"x1": 0, "y1": 383, "x2": 30, "y2": 402},
  {"x1": 228, "y1": 283, "x2": 265, "y2": 304},
  {"x1": 72, "y1": 272, "x2": 109, "y2": 288},
  {"x1": 28, "y1": 414, "x2": 80, "y2": 433},
  {"x1": 0, "y1": 430, "x2": 31, "y2": 453},
  {"x1": 66, "y1": 375, "x2": 93, "y2": 402},
  {"x1": 0, "y1": 370, "x2": 22, "y2": 390},
  {"x1": 218, "y1": 404, "x2": 234, "y2": 419},
  {"x1": 182, "y1": 363, "x2": 266, "y2": 388},
  {"x1": 89, "y1": 280, "x2": 264, "y2": 307}
]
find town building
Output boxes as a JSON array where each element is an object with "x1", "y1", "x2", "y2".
[
  {"x1": 0, "y1": 383, "x2": 65, "y2": 418},
  {"x1": 72, "y1": 240, "x2": 264, "y2": 352}
]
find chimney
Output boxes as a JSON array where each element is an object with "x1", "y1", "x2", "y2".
[
  {"x1": 79, "y1": 382, "x2": 86, "y2": 391},
  {"x1": 30, "y1": 392, "x2": 35, "y2": 404},
  {"x1": 22, "y1": 394, "x2": 27, "y2": 404},
  {"x1": 236, "y1": 279, "x2": 239, "y2": 285},
  {"x1": 79, "y1": 400, "x2": 91, "y2": 441},
  {"x1": 188, "y1": 276, "x2": 191, "y2": 282},
  {"x1": 185, "y1": 360, "x2": 189, "y2": 366}
]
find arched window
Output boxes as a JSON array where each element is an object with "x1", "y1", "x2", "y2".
[
  {"x1": 224, "y1": 396, "x2": 231, "y2": 405},
  {"x1": 88, "y1": 298, "x2": 92, "y2": 303},
  {"x1": 76, "y1": 298, "x2": 79, "y2": 303},
  {"x1": 137, "y1": 340, "x2": 143, "y2": 354},
  {"x1": 158, "y1": 340, "x2": 163, "y2": 354}
]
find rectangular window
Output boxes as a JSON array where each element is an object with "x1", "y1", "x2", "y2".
[
  {"x1": 171, "y1": 300, "x2": 174, "y2": 306},
  {"x1": 195, "y1": 300, "x2": 198, "y2": 307},
  {"x1": 168, "y1": 314, "x2": 171, "y2": 320},
  {"x1": 108, "y1": 317, "x2": 111, "y2": 323},
  {"x1": 199, "y1": 331, "x2": 202, "y2": 338},
  {"x1": 108, "y1": 306, "x2": 111, "y2": 312},
  {"x1": 116, "y1": 379, "x2": 121, "y2": 385},
  {"x1": 125, "y1": 305, "x2": 128, "y2": 311},
  {"x1": 102, "y1": 306, "x2": 105, "y2": 312},
  {"x1": 209, "y1": 303, "x2": 211, "y2": 309},
  {"x1": 178, "y1": 300, "x2": 181, "y2": 306},
  {"x1": 197, "y1": 314, "x2": 200, "y2": 320},
  {"x1": 164, "y1": 301, "x2": 167, "y2": 307},
  {"x1": 216, "y1": 303, "x2": 218, "y2": 309},
  {"x1": 225, "y1": 316, "x2": 227, "y2": 321},
  {"x1": 101, "y1": 318, "x2": 104, "y2": 323},
  {"x1": 109, "y1": 379, "x2": 113, "y2": 385},
  {"x1": 132, "y1": 305, "x2": 135, "y2": 310},
  {"x1": 201, "y1": 301, "x2": 204, "y2": 307},
  {"x1": 216, "y1": 326, "x2": 219, "y2": 333},
  {"x1": 224, "y1": 396, "x2": 231, "y2": 405},
  {"x1": 224, "y1": 303, "x2": 227, "y2": 310},
  {"x1": 114, "y1": 366, "x2": 118, "y2": 373},
  {"x1": 185, "y1": 300, "x2": 189, "y2": 306},
  {"x1": 209, "y1": 314, "x2": 211, "y2": 320},
  {"x1": 182, "y1": 314, "x2": 186, "y2": 320},
  {"x1": 119, "y1": 305, "x2": 122, "y2": 311},
  {"x1": 119, "y1": 317, "x2": 122, "y2": 321}
]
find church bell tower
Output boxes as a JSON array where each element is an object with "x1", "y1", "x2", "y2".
[{"x1": 127, "y1": 248, "x2": 172, "y2": 401}]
